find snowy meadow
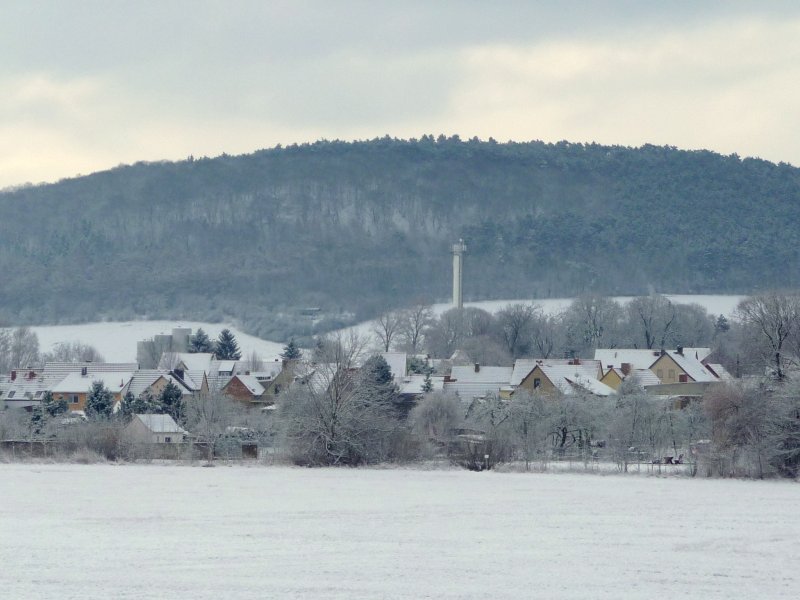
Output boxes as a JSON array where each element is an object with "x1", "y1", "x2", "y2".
[{"x1": 1, "y1": 464, "x2": 797, "y2": 599}]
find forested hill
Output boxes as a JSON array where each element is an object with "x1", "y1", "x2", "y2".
[{"x1": 1, "y1": 137, "x2": 799, "y2": 339}]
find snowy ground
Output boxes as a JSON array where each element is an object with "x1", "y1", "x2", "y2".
[
  {"x1": 29, "y1": 321, "x2": 285, "y2": 363},
  {"x1": 0, "y1": 464, "x2": 797, "y2": 599}
]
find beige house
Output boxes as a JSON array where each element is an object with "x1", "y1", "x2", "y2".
[{"x1": 126, "y1": 414, "x2": 188, "y2": 444}]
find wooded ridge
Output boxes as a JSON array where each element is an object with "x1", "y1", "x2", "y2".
[{"x1": 1, "y1": 136, "x2": 798, "y2": 340}]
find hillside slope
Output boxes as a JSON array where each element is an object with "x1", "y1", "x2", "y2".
[{"x1": 1, "y1": 137, "x2": 798, "y2": 338}]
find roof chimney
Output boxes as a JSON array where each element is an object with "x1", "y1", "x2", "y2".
[
  {"x1": 10, "y1": 370, "x2": 16, "y2": 381},
  {"x1": 621, "y1": 363, "x2": 632, "y2": 376},
  {"x1": 474, "y1": 363, "x2": 480, "y2": 373},
  {"x1": 81, "y1": 366, "x2": 88, "y2": 376},
  {"x1": 677, "y1": 346, "x2": 684, "y2": 355}
]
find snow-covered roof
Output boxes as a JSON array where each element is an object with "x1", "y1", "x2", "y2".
[
  {"x1": 398, "y1": 374, "x2": 444, "y2": 395},
  {"x1": 216, "y1": 360, "x2": 237, "y2": 373},
  {"x1": 133, "y1": 413, "x2": 187, "y2": 434},
  {"x1": 380, "y1": 352, "x2": 407, "y2": 380},
  {"x1": 450, "y1": 365, "x2": 513, "y2": 385},
  {"x1": 631, "y1": 369, "x2": 661, "y2": 386},
  {"x1": 659, "y1": 352, "x2": 718, "y2": 383},
  {"x1": 227, "y1": 374, "x2": 265, "y2": 396},
  {"x1": 251, "y1": 362, "x2": 283, "y2": 380},
  {"x1": 52, "y1": 372, "x2": 133, "y2": 394},
  {"x1": 706, "y1": 363, "x2": 734, "y2": 381},
  {"x1": 42, "y1": 362, "x2": 139, "y2": 386},
  {"x1": 531, "y1": 363, "x2": 615, "y2": 396},
  {"x1": 594, "y1": 348, "x2": 712, "y2": 370},
  {"x1": 127, "y1": 370, "x2": 195, "y2": 398},
  {"x1": 443, "y1": 381, "x2": 505, "y2": 400},
  {"x1": 512, "y1": 359, "x2": 601, "y2": 387},
  {"x1": 0, "y1": 378, "x2": 50, "y2": 408}
]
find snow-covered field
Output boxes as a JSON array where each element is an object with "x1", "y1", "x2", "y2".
[
  {"x1": 29, "y1": 321, "x2": 284, "y2": 363},
  {"x1": 0, "y1": 464, "x2": 797, "y2": 599}
]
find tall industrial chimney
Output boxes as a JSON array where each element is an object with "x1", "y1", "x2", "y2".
[{"x1": 452, "y1": 239, "x2": 466, "y2": 309}]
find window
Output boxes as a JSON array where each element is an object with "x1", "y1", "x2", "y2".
[
  {"x1": 164, "y1": 436, "x2": 172, "y2": 443},
  {"x1": 656, "y1": 369, "x2": 663, "y2": 380},
  {"x1": 533, "y1": 378, "x2": 541, "y2": 389},
  {"x1": 34, "y1": 391, "x2": 43, "y2": 398},
  {"x1": 7, "y1": 391, "x2": 15, "y2": 398},
  {"x1": 70, "y1": 395, "x2": 79, "y2": 404}
]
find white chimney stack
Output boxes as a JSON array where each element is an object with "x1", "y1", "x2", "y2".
[{"x1": 452, "y1": 239, "x2": 466, "y2": 309}]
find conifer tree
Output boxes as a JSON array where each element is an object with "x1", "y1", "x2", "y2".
[
  {"x1": 190, "y1": 328, "x2": 214, "y2": 353},
  {"x1": 42, "y1": 391, "x2": 68, "y2": 417},
  {"x1": 214, "y1": 329, "x2": 241, "y2": 360},
  {"x1": 159, "y1": 381, "x2": 185, "y2": 423},
  {"x1": 86, "y1": 381, "x2": 114, "y2": 419},
  {"x1": 280, "y1": 338, "x2": 302, "y2": 360}
]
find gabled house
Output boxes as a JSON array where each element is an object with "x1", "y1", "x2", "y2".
[
  {"x1": 648, "y1": 349, "x2": 718, "y2": 384},
  {"x1": 222, "y1": 374, "x2": 266, "y2": 405},
  {"x1": 600, "y1": 365, "x2": 660, "y2": 391},
  {"x1": 125, "y1": 414, "x2": 188, "y2": 444},
  {"x1": 594, "y1": 348, "x2": 712, "y2": 372},
  {"x1": 517, "y1": 361, "x2": 616, "y2": 397},
  {"x1": 126, "y1": 370, "x2": 196, "y2": 400},
  {"x1": 51, "y1": 371, "x2": 133, "y2": 411},
  {"x1": 444, "y1": 364, "x2": 514, "y2": 401}
]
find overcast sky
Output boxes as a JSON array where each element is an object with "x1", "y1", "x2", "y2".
[{"x1": 2, "y1": 1, "x2": 799, "y2": 188}]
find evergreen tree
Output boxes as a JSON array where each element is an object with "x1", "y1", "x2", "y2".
[
  {"x1": 85, "y1": 381, "x2": 114, "y2": 420},
  {"x1": 120, "y1": 390, "x2": 161, "y2": 418},
  {"x1": 422, "y1": 370, "x2": 434, "y2": 393},
  {"x1": 359, "y1": 355, "x2": 400, "y2": 408},
  {"x1": 29, "y1": 404, "x2": 46, "y2": 437},
  {"x1": 214, "y1": 329, "x2": 241, "y2": 360},
  {"x1": 159, "y1": 381, "x2": 185, "y2": 423},
  {"x1": 190, "y1": 328, "x2": 213, "y2": 353},
  {"x1": 280, "y1": 338, "x2": 302, "y2": 360},
  {"x1": 42, "y1": 391, "x2": 68, "y2": 417}
]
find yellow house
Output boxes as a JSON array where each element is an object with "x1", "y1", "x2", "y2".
[
  {"x1": 517, "y1": 362, "x2": 616, "y2": 397},
  {"x1": 648, "y1": 351, "x2": 719, "y2": 384},
  {"x1": 51, "y1": 372, "x2": 133, "y2": 411},
  {"x1": 600, "y1": 367, "x2": 625, "y2": 391}
]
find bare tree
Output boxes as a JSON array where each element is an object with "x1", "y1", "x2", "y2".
[
  {"x1": 277, "y1": 332, "x2": 397, "y2": 465},
  {"x1": 495, "y1": 303, "x2": 537, "y2": 358},
  {"x1": 736, "y1": 292, "x2": 800, "y2": 380},
  {"x1": 398, "y1": 303, "x2": 433, "y2": 353},
  {"x1": 563, "y1": 296, "x2": 625, "y2": 355},
  {"x1": 530, "y1": 312, "x2": 561, "y2": 358},
  {"x1": 4, "y1": 327, "x2": 40, "y2": 369},
  {"x1": 185, "y1": 390, "x2": 244, "y2": 460},
  {"x1": 373, "y1": 310, "x2": 403, "y2": 352},
  {"x1": 626, "y1": 295, "x2": 677, "y2": 349},
  {"x1": 245, "y1": 350, "x2": 264, "y2": 372},
  {"x1": 425, "y1": 309, "x2": 465, "y2": 358},
  {"x1": 41, "y1": 341, "x2": 105, "y2": 363}
]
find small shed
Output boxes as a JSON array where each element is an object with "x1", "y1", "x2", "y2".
[{"x1": 126, "y1": 414, "x2": 188, "y2": 444}]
